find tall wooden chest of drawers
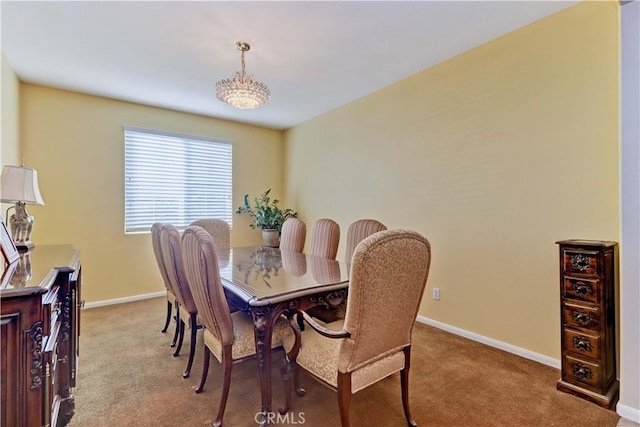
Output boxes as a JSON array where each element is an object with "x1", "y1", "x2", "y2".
[{"x1": 556, "y1": 240, "x2": 618, "y2": 409}]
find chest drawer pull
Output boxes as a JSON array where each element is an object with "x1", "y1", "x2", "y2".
[
  {"x1": 570, "y1": 254, "x2": 591, "y2": 272},
  {"x1": 572, "y1": 336, "x2": 593, "y2": 353},
  {"x1": 572, "y1": 282, "x2": 592, "y2": 299},
  {"x1": 572, "y1": 310, "x2": 594, "y2": 327},
  {"x1": 572, "y1": 362, "x2": 593, "y2": 381}
]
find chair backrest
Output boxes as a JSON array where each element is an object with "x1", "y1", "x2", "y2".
[
  {"x1": 189, "y1": 219, "x2": 230, "y2": 250},
  {"x1": 181, "y1": 226, "x2": 235, "y2": 347},
  {"x1": 338, "y1": 229, "x2": 431, "y2": 374},
  {"x1": 307, "y1": 218, "x2": 340, "y2": 260},
  {"x1": 344, "y1": 219, "x2": 387, "y2": 263},
  {"x1": 280, "y1": 218, "x2": 306, "y2": 253},
  {"x1": 160, "y1": 224, "x2": 197, "y2": 314},
  {"x1": 151, "y1": 223, "x2": 173, "y2": 293}
]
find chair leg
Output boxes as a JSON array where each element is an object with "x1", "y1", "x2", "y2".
[
  {"x1": 287, "y1": 312, "x2": 305, "y2": 398},
  {"x1": 213, "y1": 346, "x2": 233, "y2": 427},
  {"x1": 401, "y1": 346, "x2": 417, "y2": 427},
  {"x1": 337, "y1": 372, "x2": 352, "y2": 427},
  {"x1": 279, "y1": 353, "x2": 296, "y2": 414},
  {"x1": 183, "y1": 312, "x2": 198, "y2": 378},
  {"x1": 162, "y1": 300, "x2": 172, "y2": 333},
  {"x1": 195, "y1": 346, "x2": 210, "y2": 394},
  {"x1": 294, "y1": 367, "x2": 305, "y2": 397},
  {"x1": 170, "y1": 305, "x2": 180, "y2": 347},
  {"x1": 173, "y1": 319, "x2": 185, "y2": 357}
]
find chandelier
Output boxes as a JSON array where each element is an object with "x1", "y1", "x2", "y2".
[{"x1": 216, "y1": 41, "x2": 270, "y2": 109}]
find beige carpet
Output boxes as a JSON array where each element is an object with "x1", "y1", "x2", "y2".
[{"x1": 68, "y1": 297, "x2": 620, "y2": 427}]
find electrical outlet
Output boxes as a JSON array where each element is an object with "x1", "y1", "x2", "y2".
[{"x1": 432, "y1": 288, "x2": 440, "y2": 300}]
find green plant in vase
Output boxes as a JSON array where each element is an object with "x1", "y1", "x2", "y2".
[{"x1": 235, "y1": 189, "x2": 297, "y2": 247}]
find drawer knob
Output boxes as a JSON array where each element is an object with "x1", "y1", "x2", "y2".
[
  {"x1": 572, "y1": 362, "x2": 593, "y2": 380},
  {"x1": 572, "y1": 282, "x2": 592, "y2": 299},
  {"x1": 572, "y1": 310, "x2": 594, "y2": 327},
  {"x1": 572, "y1": 336, "x2": 593, "y2": 353},
  {"x1": 570, "y1": 254, "x2": 590, "y2": 272}
]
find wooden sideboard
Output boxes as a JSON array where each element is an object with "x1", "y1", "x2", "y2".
[
  {"x1": 556, "y1": 240, "x2": 618, "y2": 409},
  {"x1": 1, "y1": 245, "x2": 81, "y2": 427}
]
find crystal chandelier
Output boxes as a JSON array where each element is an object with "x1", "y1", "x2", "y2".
[{"x1": 216, "y1": 41, "x2": 270, "y2": 109}]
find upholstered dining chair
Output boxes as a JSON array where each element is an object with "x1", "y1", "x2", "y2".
[
  {"x1": 303, "y1": 218, "x2": 341, "y2": 323},
  {"x1": 151, "y1": 223, "x2": 179, "y2": 339},
  {"x1": 189, "y1": 218, "x2": 230, "y2": 250},
  {"x1": 307, "y1": 218, "x2": 340, "y2": 260},
  {"x1": 281, "y1": 229, "x2": 431, "y2": 427},
  {"x1": 181, "y1": 226, "x2": 293, "y2": 427},
  {"x1": 344, "y1": 219, "x2": 387, "y2": 264},
  {"x1": 280, "y1": 218, "x2": 307, "y2": 253},
  {"x1": 160, "y1": 224, "x2": 200, "y2": 378},
  {"x1": 189, "y1": 218, "x2": 238, "y2": 312},
  {"x1": 151, "y1": 223, "x2": 176, "y2": 334}
]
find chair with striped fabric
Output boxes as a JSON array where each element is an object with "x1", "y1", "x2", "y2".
[
  {"x1": 280, "y1": 218, "x2": 307, "y2": 253},
  {"x1": 344, "y1": 219, "x2": 387, "y2": 264},
  {"x1": 160, "y1": 224, "x2": 200, "y2": 378},
  {"x1": 303, "y1": 218, "x2": 341, "y2": 323},
  {"x1": 327, "y1": 219, "x2": 388, "y2": 322},
  {"x1": 307, "y1": 218, "x2": 340, "y2": 260},
  {"x1": 189, "y1": 218, "x2": 230, "y2": 250},
  {"x1": 190, "y1": 218, "x2": 237, "y2": 311},
  {"x1": 181, "y1": 226, "x2": 292, "y2": 427},
  {"x1": 151, "y1": 223, "x2": 178, "y2": 339}
]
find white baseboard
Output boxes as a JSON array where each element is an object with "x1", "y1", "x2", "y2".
[
  {"x1": 416, "y1": 315, "x2": 561, "y2": 369},
  {"x1": 617, "y1": 403, "x2": 640, "y2": 424},
  {"x1": 83, "y1": 291, "x2": 166, "y2": 309}
]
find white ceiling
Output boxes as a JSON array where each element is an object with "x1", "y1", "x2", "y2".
[{"x1": 1, "y1": 1, "x2": 577, "y2": 130}]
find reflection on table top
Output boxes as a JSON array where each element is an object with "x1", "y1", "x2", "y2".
[
  {"x1": 0, "y1": 244, "x2": 78, "y2": 293},
  {"x1": 219, "y1": 246, "x2": 349, "y2": 306}
]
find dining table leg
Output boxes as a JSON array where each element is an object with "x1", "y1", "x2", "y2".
[{"x1": 251, "y1": 305, "x2": 276, "y2": 424}]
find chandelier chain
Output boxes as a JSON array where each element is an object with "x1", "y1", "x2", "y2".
[{"x1": 240, "y1": 50, "x2": 246, "y2": 80}]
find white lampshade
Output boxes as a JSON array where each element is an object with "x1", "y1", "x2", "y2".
[{"x1": 0, "y1": 165, "x2": 45, "y2": 205}]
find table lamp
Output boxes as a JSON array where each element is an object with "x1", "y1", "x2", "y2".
[{"x1": 0, "y1": 165, "x2": 45, "y2": 251}]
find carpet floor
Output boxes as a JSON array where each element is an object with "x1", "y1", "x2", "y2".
[{"x1": 68, "y1": 297, "x2": 620, "y2": 427}]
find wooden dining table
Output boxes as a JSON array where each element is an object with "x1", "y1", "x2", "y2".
[{"x1": 216, "y1": 245, "x2": 350, "y2": 418}]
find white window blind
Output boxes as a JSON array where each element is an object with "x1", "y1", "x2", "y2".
[{"x1": 124, "y1": 126, "x2": 233, "y2": 233}]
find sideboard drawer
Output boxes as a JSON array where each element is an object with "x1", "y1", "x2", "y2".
[
  {"x1": 564, "y1": 328, "x2": 601, "y2": 360},
  {"x1": 562, "y1": 250, "x2": 599, "y2": 275}
]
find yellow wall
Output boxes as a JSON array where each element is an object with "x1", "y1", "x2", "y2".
[
  {"x1": 284, "y1": 1, "x2": 619, "y2": 358},
  {"x1": 20, "y1": 85, "x2": 284, "y2": 302},
  {"x1": 1, "y1": 53, "x2": 21, "y2": 218},
  {"x1": 1, "y1": 52, "x2": 20, "y2": 173}
]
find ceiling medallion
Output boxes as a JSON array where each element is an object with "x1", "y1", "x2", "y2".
[{"x1": 216, "y1": 41, "x2": 270, "y2": 110}]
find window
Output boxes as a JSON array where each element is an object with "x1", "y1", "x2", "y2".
[{"x1": 124, "y1": 126, "x2": 232, "y2": 233}]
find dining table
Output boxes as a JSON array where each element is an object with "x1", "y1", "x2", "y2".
[{"x1": 216, "y1": 245, "x2": 351, "y2": 419}]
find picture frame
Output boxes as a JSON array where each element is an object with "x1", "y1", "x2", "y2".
[
  {"x1": 0, "y1": 260, "x2": 18, "y2": 289},
  {"x1": 0, "y1": 220, "x2": 19, "y2": 265}
]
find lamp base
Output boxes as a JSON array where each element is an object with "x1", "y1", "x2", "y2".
[{"x1": 15, "y1": 241, "x2": 34, "y2": 252}]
